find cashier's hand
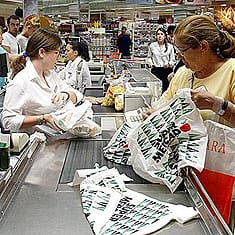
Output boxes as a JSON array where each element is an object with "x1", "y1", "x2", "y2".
[
  {"x1": 43, "y1": 114, "x2": 63, "y2": 131},
  {"x1": 142, "y1": 108, "x2": 156, "y2": 120},
  {"x1": 51, "y1": 92, "x2": 70, "y2": 104}
]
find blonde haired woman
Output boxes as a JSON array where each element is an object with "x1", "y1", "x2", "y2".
[
  {"x1": 143, "y1": 15, "x2": 235, "y2": 225},
  {"x1": 162, "y1": 15, "x2": 235, "y2": 127},
  {"x1": 146, "y1": 15, "x2": 235, "y2": 127},
  {"x1": 17, "y1": 15, "x2": 40, "y2": 52}
]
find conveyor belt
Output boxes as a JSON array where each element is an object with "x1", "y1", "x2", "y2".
[
  {"x1": 84, "y1": 87, "x2": 119, "y2": 114},
  {"x1": 84, "y1": 87, "x2": 104, "y2": 97},
  {"x1": 59, "y1": 140, "x2": 149, "y2": 184},
  {"x1": 92, "y1": 104, "x2": 118, "y2": 114}
]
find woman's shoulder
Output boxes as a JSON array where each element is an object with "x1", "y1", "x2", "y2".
[
  {"x1": 167, "y1": 42, "x2": 174, "y2": 48},
  {"x1": 11, "y1": 68, "x2": 28, "y2": 84},
  {"x1": 149, "y1": 41, "x2": 158, "y2": 47},
  {"x1": 227, "y1": 58, "x2": 235, "y2": 68},
  {"x1": 174, "y1": 65, "x2": 192, "y2": 80},
  {"x1": 218, "y1": 58, "x2": 235, "y2": 73}
]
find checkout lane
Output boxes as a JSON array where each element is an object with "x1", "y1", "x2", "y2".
[
  {"x1": 0, "y1": 123, "x2": 208, "y2": 235},
  {"x1": 0, "y1": 71, "x2": 233, "y2": 234}
]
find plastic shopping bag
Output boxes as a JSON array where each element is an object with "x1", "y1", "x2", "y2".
[
  {"x1": 69, "y1": 117, "x2": 101, "y2": 138},
  {"x1": 103, "y1": 122, "x2": 138, "y2": 165},
  {"x1": 127, "y1": 88, "x2": 208, "y2": 193},
  {"x1": 52, "y1": 100, "x2": 101, "y2": 137},
  {"x1": 204, "y1": 120, "x2": 235, "y2": 176},
  {"x1": 80, "y1": 167, "x2": 199, "y2": 235},
  {"x1": 195, "y1": 120, "x2": 235, "y2": 223}
]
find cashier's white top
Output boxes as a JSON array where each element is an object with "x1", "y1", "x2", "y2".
[
  {"x1": 59, "y1": 56, "x2": 91, "y2": 93},
  {"x1": 2, "y1": 59, "x2": 83, "y2": 132},
  {"x1": 147, "y1": 42, "x2": 175, "y2": 68},
  {"x1": 2, "y1": 32, "x2": 20, "y2": 54}
]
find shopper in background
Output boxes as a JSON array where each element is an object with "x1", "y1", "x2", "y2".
[
  {"x1": 17, "y1": 15, "x2": 40, "y2": 52},
  {"x1": 144, "y1": 15, "x2": 235, "y2": 128},
  {"x1": 0, "y1": 26, "x2": 8, "y2": 87},
  {"x1": 2, "y1": 28, "x2": 83, "y2": 133},
  {"x1": 59, "y1": 40, "x2": 91, "y2": 93},
  {"x1": 117, "y1": 26, "x2": 132, "y2": 59},
  {"x1": 166, "y1": 24, "x2": 176, "y2": 44},
  {"x1": 147, "y1": 26, "x2": 176, "y2": 92},
  {"x1": 2, "y1": 15, "x2": 21, "y2": 54}
]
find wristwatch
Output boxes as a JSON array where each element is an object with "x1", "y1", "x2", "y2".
[
  {"x1": 38, "y1": 115, "x2": 47, "y2": 125},
  {"x1": 217, "y1": 99, "x2": 228, "y2": 116}
]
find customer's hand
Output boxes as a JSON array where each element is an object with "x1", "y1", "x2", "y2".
[
  {"x1": 142, "y1": 108, "x2": 156, "y2": 120},
  {"x1": 191, "y1": 89, "x2": 219, "y2": 111}
]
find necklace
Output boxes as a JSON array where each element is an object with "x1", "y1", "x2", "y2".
[{"x1": 188, "y1": 73, "x2": 195, "y2": 89}]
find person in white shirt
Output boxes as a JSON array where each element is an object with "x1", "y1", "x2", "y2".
[
  {"x1": 17, "y1": 15, "x2": 40, "y2": 52},
  {"x1": 2, "y1": 15, "x2": 21, "y2": 54},
  {"x1": 2, "y1": 28, "x2": 83, "y2": 134},
  {"x1": 147, "y1": 26, "x2": 176, "y2": 92},
  {"x1": 59, "y1": 41, "x2": 91, "y2": 93}
]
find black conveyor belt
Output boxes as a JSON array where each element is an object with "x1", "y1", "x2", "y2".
[
  {"x1": 59, "y1": 140, "x2": 149, "y2": 184},
  {"x1": 92, "y1": 104, "x2": 117, "y2": 114},
  {"x1": 84, "y1": 87, "x2": 122, "y2": 114}
]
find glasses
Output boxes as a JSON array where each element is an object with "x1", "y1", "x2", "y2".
[{"x1": 175, "y1": 46, "x2": 192, "y2": 56}]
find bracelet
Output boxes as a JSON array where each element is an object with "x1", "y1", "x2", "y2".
[
  {"x1": 61, "y1": 91, "x2": 71, "y2": 101},
  {"x1": 37, "y1": 115, "x2": 47, "y2": 125}
]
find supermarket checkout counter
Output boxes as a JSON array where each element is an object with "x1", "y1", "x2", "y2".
[{"x1": 0, "y1": 85, "x2": 233, "y2": 235}]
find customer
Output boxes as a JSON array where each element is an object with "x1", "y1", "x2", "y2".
[
  {"x1": 143, "y1": 15, "x2": 235, "y2": 225},
  {"x1": 59, "y1": 40, "x2": 91, "y2": 93},
  {"x1": 147, "y1": 26, "x2": 176, "y2": 92},
  {"x1": 2, "y1": 28, "x2": 83, "y2": 133},
  {"x1": 2, "y1": 15, "x2": 21, "y2": 54},
  {"x1": 144, "y1": 15, "x2": 235, "y2": 128},
  {"x1": 117, "y1": 26, "x2": 132, "y2": 59},
  {"x1": 17, "y1": 14, "x2": 40, "y2": 52}
]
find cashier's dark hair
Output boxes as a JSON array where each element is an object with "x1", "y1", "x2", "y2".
[
  {"x1": 10, "y1": 28, "x2": 62, "y2": 78},
  {"x1": 156, "y1": 27, "x2": 168, "y2": 52},
  {"x1": 68, "y1": 41, "x2": 90, "y2": 62}
]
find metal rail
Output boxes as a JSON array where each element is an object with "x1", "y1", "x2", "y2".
[
  {"x1": 0, "y1": 138, "x2": 44, "y2": 219},
  {"x1": 184, "y1": 168, "x2": 233, "y2": 235}
]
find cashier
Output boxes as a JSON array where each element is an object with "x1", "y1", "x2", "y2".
[
  {"x1": 2, "y1": 28, "x2": 83, "y2": 133},
  {"x1": 144, "y1": 15, "x2": 235, "y2": 128},
  {"x1": 58, "y1": 41, "x2": 91, "y2": 93}
]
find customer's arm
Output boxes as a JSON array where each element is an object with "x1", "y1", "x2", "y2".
[{"x1": 191, "y1": 89, "x2": 235, "y2": 127}]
